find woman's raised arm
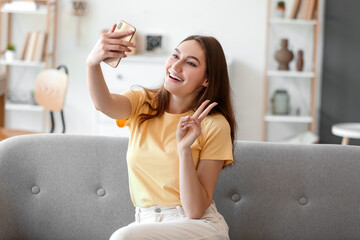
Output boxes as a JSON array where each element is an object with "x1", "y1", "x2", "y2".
[{"x1": 86, "y1": 24, "x2": 135, "y2": 120}]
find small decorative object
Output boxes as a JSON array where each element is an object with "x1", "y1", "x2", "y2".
[
  {"x1": 296, "y1": 50, "x2": 304, "y2": 71},
  {"x1": 71, "y1": 0, "x2": 87, "y2": 16},
  {"x1": 275, "y1": 39, "x2": 294, "y2": 71},
  {"x1": 274, "y1": 1, "x2": 285, "y2": 18},
  {"x1": 271, "y1": 89, "x2": 290, "y2": 115},
  {"x1": 146, "y1": 35, "x2": 163, "y2": 53},
  {"x1": 5, "y1": 43, "x2": 15, "y2": 61},
  {"x1": 71, "y1": 1, "x2": 87, "y2": 45}
]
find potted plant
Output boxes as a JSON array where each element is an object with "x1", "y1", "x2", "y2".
[
  {"x1": 5, "y1": 43, "x2": 15, "y2": 61},
  {"x1": 275, "y1": 1, "x2": 285, "y2": 18}
]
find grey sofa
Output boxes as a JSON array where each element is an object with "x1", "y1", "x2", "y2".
[{"x1": 1, "y1": 134, "x2": 360, "y2": 240}]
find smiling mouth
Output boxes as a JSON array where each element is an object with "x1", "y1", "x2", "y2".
[{"x1": 169, "y1": 73, "x2": 184, "y2": 82}]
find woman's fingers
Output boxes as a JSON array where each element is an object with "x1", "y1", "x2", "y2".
[
  {"x1": 198, "y1": 102, "x2": 218, "y2": 121},
  {"x1": 191, "y1": 100, "x2": 218, "y2": 122},
  {"x1": 192, "y1": 100, "x2": 210, "y2": 119},
  {"x1": 104, "y1": 38, "x2": 136, "y2": 48},
  {"x1": 105, "y1": 44, "x2": 132, "y2": 53},
  {"x1": 106, "y1": 30, "x2": 135, "y2": 39},
  {"x1": 108, "y1": 24, "x2": 117, "y2": 33}
]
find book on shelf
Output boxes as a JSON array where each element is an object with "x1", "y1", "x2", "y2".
[
  {"x1": 24, "y1": 32, "x2": 37, "y2": 61},
  {"x1": 19, "y1": 32, "x2": 31, "y2": 60},
  {"x1": 289, "y1": 0, "x2": 301, "y2": 19},
  {"x1": 297, "y1": 0, "x2": 310, "y2": 19},
  {"x1": 306, "y1": 0, "x2": 317, "y2": 20},
  {"x1": 294, "y1": 0, "x2": 317, "y2": 20},
  {"x1": 21, "y1": 31, "x2": 47, "y2": 62},
  {"x1": 33, "y1": 32, "x2": 47, "y2": 62}
]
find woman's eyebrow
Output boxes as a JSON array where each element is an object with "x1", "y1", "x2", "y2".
[{"x1": 174, "y1": 48, "x2": 200, "y2": 64}]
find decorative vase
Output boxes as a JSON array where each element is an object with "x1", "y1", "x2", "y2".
[
  {"x1": 271, "y1": 89, "x2": 290, "y2": 115},
  {"x1": 5, "y1": 50, "x2": 15, "y2": 62},
  {"x1": 296, "y1": 50, "x2": 304, "y2": 71},
  {"x1": 275, "y1": 39, "x2": 294, "y2": 71},
  {"x1": 274, "y1": 7, "x2": 285, "y2": 18}
]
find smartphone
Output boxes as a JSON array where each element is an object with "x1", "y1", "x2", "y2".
[{"x1": 103, "y1": 20, "x2": 136, "y2": 68}]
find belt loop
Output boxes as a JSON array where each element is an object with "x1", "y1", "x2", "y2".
[
  {"x1": 155, "y1": 213, "x2": 161, "y2": 222},
  {"x1": 135, "y1": 207, "x2": 141, "y2": 223},
  {"x1": 176, "y1": 206, "x2": 185, "y2": 217}
]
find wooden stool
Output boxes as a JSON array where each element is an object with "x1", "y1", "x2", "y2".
[{"x1": 331, "y1": 123, "x2": 360, "y2": 145}]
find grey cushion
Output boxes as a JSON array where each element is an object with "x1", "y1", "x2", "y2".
[{"x1": 1, "y1": 134, "x2": 360, "y2": 240}]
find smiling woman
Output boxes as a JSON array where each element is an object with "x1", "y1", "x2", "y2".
[{"x1": 86, "y1": 32, "x2": 236, "y2": 240}]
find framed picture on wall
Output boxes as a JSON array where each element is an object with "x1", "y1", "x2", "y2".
[{"x1": 145, "y1": 34, "x2": 164, "y2": 53}]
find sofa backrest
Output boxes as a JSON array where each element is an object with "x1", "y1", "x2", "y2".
[
  {"x1": 214, "y1": 141, "x2": 360, "y2": 240},
  {"x1": 1, "y1": 135, "x2": 360, "y2": 240},
  {"x1": 0, "y1": 134, "x2": 133, "y2": 240}
]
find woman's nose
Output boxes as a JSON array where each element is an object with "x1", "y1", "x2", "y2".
[{"x1": 172, "y1": 61, "x2": 182, "y2": 72}]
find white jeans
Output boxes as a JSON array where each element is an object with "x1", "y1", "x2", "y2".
[{"x1": 109, "y1": 201, "x2": 230, "y2": 240}]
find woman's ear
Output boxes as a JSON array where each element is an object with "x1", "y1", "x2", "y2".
[{"x1": 202, "y1": 78, "x2": 209, "y2": 87}]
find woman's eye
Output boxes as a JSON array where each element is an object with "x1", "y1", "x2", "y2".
[
  {"x1": 187, "y1": 62, "x2": 196, "y2": 67},
  {"x1": 172, "y1": 54, "x2": 179, "y2": 59}
]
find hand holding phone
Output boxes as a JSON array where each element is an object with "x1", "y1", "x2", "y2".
[{"x1": 103, "y1": 20, "x2": 136, "y2": 68}]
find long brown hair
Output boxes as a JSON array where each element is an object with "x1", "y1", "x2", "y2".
[{"x1": 138, "y1": 35, "x2": 237, "y2": 143}]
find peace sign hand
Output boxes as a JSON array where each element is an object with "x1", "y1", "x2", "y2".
[{"x1": 176, "y1": 100, "x2": 218, "y2": 150}]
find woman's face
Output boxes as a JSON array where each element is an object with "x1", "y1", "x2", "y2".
[{"x1": 164, "y1": 40, "x2": 208, "y2": 98}]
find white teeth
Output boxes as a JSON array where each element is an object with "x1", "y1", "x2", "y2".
[{"x1": 169, "y1": 73, "x2": 183, "y2": 82}]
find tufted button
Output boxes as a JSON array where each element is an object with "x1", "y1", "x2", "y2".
[
  {"x1": 154, "y1": 207, "x2": 161, "y2": 213},
  {"x1": 31, "y1": 186, "x2": 40, "y2": 194},
  {"x1": 299, "y1": 197, "x2": 308, "y2": 205},
  {"x1": 97, "y1": 188, "x2": 106, "y2": 197},
  {"x1": 231, "y1": 194, "x2": 241, "y2": 202}
]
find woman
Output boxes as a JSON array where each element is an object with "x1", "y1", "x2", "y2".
[{"x1": 87, "y1": 24, "x2": 236, "y2": 240}]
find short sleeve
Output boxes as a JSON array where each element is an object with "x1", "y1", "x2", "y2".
[
  {"x1": 199, "y1": 115, "x2": 234, "y2": 167},
  {"x1": 117, "y1": 89, "x2": 145, "y2": 128}
]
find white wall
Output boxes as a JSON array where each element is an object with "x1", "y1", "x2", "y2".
[
  {"x1": 57, "y1": 0, "x2": 267, "y2": 140},
  {"x1": 5, "y1": 0, "x2": 267, "y2": 140}
]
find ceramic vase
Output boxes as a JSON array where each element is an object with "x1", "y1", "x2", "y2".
[
  {"x1": 296, "y1": 50, "x2": 304, "y2": 71},
  {"x1": 5, "y1": 50, "x2": 15, "y2": 62},
  {"x1": 271, "y1": 89, "x2": 290, "y2": 115},
  {"x1": 275, "y1": 39, "x2": 293, "y2": 71}
]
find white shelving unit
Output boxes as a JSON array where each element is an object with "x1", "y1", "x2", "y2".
[
  {"x1": 262, "y1": 0, "x2": 321, "y2": 142},
  {"x1": 5, "y1": 102, "x2": 44, "y2": 112},
  {"x1": 267, "y1": 70, "x2": 315, "y2": 78},
  {"x1": 0, "y1": 59, "x2": 45, "y2": 67},
  {"x1": 265, "y1": 115, "x2": 312, "y2": 123},
  {"x1": 270, "y1": 18, "x2": 317, "y2": 25},
  {"x1": 0, "y1": 0, "x2": 57, "y2": 130},
  {"x1": 0, "y1": 8, "x2": 47, "y2": 15}
]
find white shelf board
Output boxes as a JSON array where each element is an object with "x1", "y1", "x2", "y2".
[
  {"x1": 267, "y1": 70, "x2": 315, "y2": 78},
  {"x1": 265, "y1": 115, "x2": 312, "y2": 123},
  {"x1": 5, "y1": 103, "x2": 44, "y2": 112},
  {"x1": 0, "y1": 59, "x2": 45, "y2": 67},
  {"x1": 270, "y1": 18, "x2": 317, "y2": 25},
  {"x1": 124, "y1": 55, "x2": 169, "y2": 64},
  {"x1": 1, "y1": 6, "x2": 47, "y2": 15}
]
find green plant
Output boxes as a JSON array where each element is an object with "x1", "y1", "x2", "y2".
[
  {"x1": 277, "y1": 1, "x2": 285, "y2": 8},
  {"x1": 7, "y1": 43, "x2": 15, "y2": 51}
]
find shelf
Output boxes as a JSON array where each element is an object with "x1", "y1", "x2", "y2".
[
  {"x1": 270, "y1": 18, "x2": 317, "y2": 25},
  {"x1": 267, "y1": 70, "x2": 315, "y2": 78},
  {"x1": 1, "y1": 4, "x2": 48, "y2": 15},
  {"x1": 124, "y1": 55, "x2": 169, "y2": 64},
  {"x1": 265, "y1": 115, "x2": 313, "y2": 123},
  {"x1": 0, "y1": 59, "x2": 45, "y2": 67},
  {"x1": 5, "y1": 103, "x2": 44, "y2": 112}
]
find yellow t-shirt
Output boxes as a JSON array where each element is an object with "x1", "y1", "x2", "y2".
[{"x1": 118, "y1": 89, "x2": 233, "y2": 207}]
